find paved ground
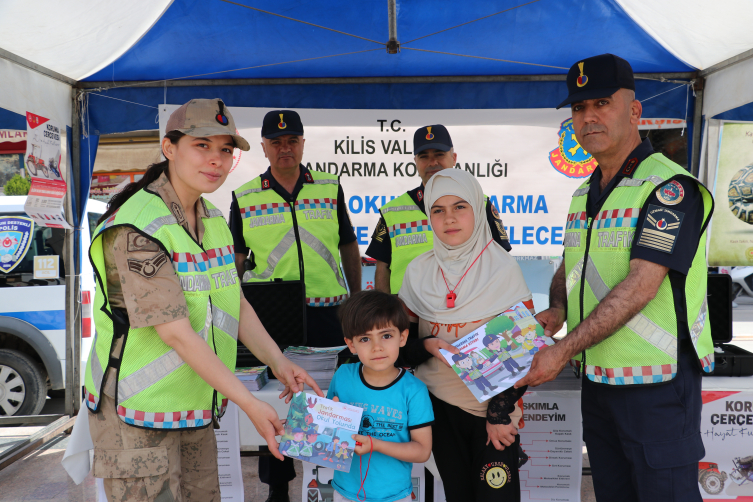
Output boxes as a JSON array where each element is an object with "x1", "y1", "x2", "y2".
[{"x1": 1, "y1": 302, "x2": 751, "y2": 501}]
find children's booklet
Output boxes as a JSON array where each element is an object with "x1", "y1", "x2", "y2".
[
  {"x1": 280, "y1": 392, "x2": 363, "y2": 473},
  {"x1": 439, "y1": 302, "x2": 554, "y2": 403}
]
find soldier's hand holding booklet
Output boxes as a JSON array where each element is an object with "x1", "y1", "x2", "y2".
[{"x1": 439, "y1": 302, "x2": 554, "y2": 402}]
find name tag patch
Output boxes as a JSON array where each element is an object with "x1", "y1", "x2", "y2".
[{"x1": 636, "y1": 204, "x2": 684, "y2": 254}]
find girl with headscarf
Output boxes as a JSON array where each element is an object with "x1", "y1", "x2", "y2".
[{"x1": 399, "y1": 169, "x2": 533, "y2": 502}]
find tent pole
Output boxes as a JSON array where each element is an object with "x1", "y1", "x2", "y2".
[
  {"x1": 76, "y1": 72, "x2": 696, "y2": 88},
  {"x1": 64, "y1": 90, "x2": 82, "y2": 417},
  {"x1": 387, "y1": 0, "x2": 399, "y2": 54},
  {"x1": 691, "y1": 78, "x2": 705, "y2": 177}
]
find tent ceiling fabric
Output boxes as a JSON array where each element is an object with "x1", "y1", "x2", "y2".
[
  {"x1": 0, "y1": 0, "x2": 173, "y2": 80},
  {"x1": 83, "y1": 0, "x2": 692, "y2": 82},
  {"x1": 615, "y1": 0, "x2": 753, "y2": 70}
]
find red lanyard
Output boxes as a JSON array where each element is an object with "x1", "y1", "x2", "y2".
[
  {"x1": 441, "y1": 239, "x2": 494, "y2": 308},
  {"x1": 356, "y1": 436, "x2": 373, "y2": 502}
]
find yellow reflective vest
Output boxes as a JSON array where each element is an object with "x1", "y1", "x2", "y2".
[
  {"x1": 564, "y1": 153, "x2": 714, "y2": 385},
  {"x1": 234, "y1": 170, "x2": 348, "y2": 306},
  {"x1": 84, "y1": 190, "x2": 239, "y2": 429}
]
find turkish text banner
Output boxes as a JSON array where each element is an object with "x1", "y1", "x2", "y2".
[{"x1": 160, "y1": 107, "x2": 679, "y2": 256}]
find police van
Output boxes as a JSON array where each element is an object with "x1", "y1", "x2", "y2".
[{"x1": 0, "y1": 196, "x2": 105, "y2": 416}]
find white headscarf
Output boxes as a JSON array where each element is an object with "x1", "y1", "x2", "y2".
[{"x1": 399, "y1": 169, "x2": 531, "y2": 323}]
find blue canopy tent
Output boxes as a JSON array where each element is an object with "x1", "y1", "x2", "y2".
[{"x1": 1, "y1": 0, "x2": 753, "y2": 415}]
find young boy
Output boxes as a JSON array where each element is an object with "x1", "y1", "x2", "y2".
[{"x1": 328, "y1": 290, "x2": 433, "y2": 502}]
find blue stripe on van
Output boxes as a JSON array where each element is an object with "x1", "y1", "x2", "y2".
[{"x1": 0, "y1": 311, "x2": 66, "y2": 330}]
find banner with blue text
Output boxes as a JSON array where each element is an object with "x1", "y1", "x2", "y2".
[{"x1": 160, "y1": 107, "x2": 677, "y2": 256}]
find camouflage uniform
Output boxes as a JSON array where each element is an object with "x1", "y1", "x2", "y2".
[{"x1": 89, "y1": 172, "x2": 221, "y2": 502}]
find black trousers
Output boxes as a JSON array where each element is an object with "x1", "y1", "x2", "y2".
[
  {"x1": 430, "y1": 393, "x2": 521, "y2": 502},
  {"x1": 582, "y1": 349, "x2": 705, "y2": 502},
  {"x1": 259, "y1": 306, "x2": 345, "y2": 486}
]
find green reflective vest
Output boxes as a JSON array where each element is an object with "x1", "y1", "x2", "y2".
[
  {"x1": 381, "y1": 192, "x2": 433, "y2": 294},
  {"x1": 84, "y1": 190, "x2": 240, "y2": 429},
  {"x1": 564, "y1": 153, "x2": 714, "y2": 385},
  {"x1": 234, "y1": 170, "x2": 348, "y2": 306}
]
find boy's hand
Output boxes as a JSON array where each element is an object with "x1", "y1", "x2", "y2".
[
  {"x1": 486, "y1": 422, "x2": 518, "y2": 451},
  {"x1": 352, "y1": 434, "x2": 376, "y2": 456}
]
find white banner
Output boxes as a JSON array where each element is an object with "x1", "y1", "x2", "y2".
[
  {"x1": 159, "y1": 106, "x2": 680, "y2": 256},
  {"x1": 518, "y1": 390, "x2": 583, "y2": 502},
  {"x1": 699, "y1": 390, "x2": 753, "y2": 500}
]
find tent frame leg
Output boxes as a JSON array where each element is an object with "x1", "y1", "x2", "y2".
[
  {"x1": 691, "y1": 77, "x2": 705, "y2": 177},
  {"x1": 64, "y1": 90, "x2": 82, "y2": 418}
]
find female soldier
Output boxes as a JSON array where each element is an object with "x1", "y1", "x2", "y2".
[
  {"x1": 83, "y1": 99, "x2": 321, "y2": 502},
  {"x1": 399, "y1": 169, "x2": 532, "y2": 502}
]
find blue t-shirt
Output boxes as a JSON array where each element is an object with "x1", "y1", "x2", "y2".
[{"x1": 327, "y1": 363, "x2": 434, "y2": 502}]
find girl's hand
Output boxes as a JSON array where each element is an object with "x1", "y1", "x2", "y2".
[
  {"x1": 486, "y1": 421, "x2": 518, "y2": 451},
  {"x1": 351, "y1": 434, "x2": 377, "y2": 456},
  {"x1": 423, "y1": 337, "x2": 459, "y2": 368}
]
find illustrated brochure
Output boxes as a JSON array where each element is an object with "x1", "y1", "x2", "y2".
[
  {"x1": 280, "y1": 392, "x2": 363, "y2": 473},
  {"x1": 439, "y1": 302, "x2": 554, "y2": 403}
]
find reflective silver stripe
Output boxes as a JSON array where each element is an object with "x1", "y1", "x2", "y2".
[
  {"x1": 244, "y1": 226, "x2": 346, "y2": 290},
  {"x1": 246, "y1": 228, "x2": 297, "y2": 280},
  {"x1": 382, "y1": 205, "x2": 421, "y2": 214},
  {"x1": 118, "y1": 303, "x2": 212, "y2": 402},
  {"x1": 689, "y1": 294, "x2": 708, "y2": 346},
  {"x1": 572, "y1": 187, "x2": 590, "y2": 197},
  {"x1": 584, "y1": 256, "x2": 677, "y2": 359},
  {"x1": 312, "y1": 179, "x2": 338, "y2": 185},
  {"x1": 236, "y1": 187, "x2": 263, "y2": 198},
  {"x1": 143, "y1": 215, "x2": 178, "y2": 236},
  {"x1": 212, "y1": 304, "x2": 239, "y2": 340},
  {"x1": 565, "y1": 257, "x2": 584, "y2": 297},
  {"x1": 89, "y1": 330, "x2": 104, "y2": 387},
  {"x1": 118, "y1": 350, "x2": 185, "y2": 402},
  {"x1": 206, "y1": 208, "x2": 224, "y2": 219},
  {"x1": 297, "y1": 227, "x2": 347, "y2": 290},
  {"x1": 615, "y1": 175, "x2": 665, "y2": 189}
]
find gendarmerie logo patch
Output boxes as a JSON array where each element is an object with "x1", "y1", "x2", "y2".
[
  {"x1": 656, "y1": 180, "x2": 684, "y2": 205},
  {"x1": 636, "y1": 204, "x2": 684, "y2": 254},
  {"x1": 127, "y1": 253, "x2": 168, "y2": 278}
]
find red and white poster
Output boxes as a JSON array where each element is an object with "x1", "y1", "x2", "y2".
[
  {"x1": 699, "y1": 391, "x2": 753, "y2": 500},
  {"x1": 23, "y1": 112, "x2": 70, "y2": 229}
]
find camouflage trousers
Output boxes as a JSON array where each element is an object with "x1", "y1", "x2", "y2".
[{"x1": 88, "y1": 394, "x2": 220, "y2": 502}]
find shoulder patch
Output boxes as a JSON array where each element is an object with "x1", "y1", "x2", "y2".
[
  {"x1": 127, "y1": 253, "x2": 168, "y2": 278},
  {"x1": 636, "y1": 204, "x2": 685, "y2": 254},
  {"x1": 372, "y1": 219, "x2": 388, "y2": 242},
  {"x1": 656, "y1": 180, "x2": 684, "y2": 205},
  {"x1": 127, "y1": 232, "x2": 160, "y2": 252}
]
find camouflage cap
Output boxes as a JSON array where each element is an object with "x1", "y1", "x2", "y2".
[{"x1": 166, "y1": 98, "x2": 250, "y2": 151}]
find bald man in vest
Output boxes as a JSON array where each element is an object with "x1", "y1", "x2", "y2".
[{"x1": 516, "y1": 54, "x2": 714, "y2": 502}]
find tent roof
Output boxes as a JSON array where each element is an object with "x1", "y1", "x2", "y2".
[{"x1": 3, "y1": 0, "x2": 753, "y2": 83}]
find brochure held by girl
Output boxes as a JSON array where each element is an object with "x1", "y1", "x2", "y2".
[
  {"x1": 439, "y1": 301, "x2": 554, "y2": 403},
  {"x1": 280, "y1": 391, "x2": 363, "y2": 472}
]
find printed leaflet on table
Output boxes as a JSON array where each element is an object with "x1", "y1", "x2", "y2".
[
  {"x1": 281, "y1": 392, "x2": 363, "y2": 473},
  {"x1": 440, "y1": 302, "x2": 553, "y2": 403}
]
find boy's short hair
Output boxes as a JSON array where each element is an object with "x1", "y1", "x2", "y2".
[{"x1": 339, "y1": 290, "x2": 409, "y2": 339}]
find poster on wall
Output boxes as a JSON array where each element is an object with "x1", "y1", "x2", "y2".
[
  {"x1": 22, "y1": 112, "x2": 70, "y2": 229},
  {"x1": 518, "y1": 390, "x2": 582, "y2": 502},
  {"x1": 159, "y1": 106, "x2": 687, "y2": 256},
  {"x1": 699, "y1": 391, "x2": 753, "y2": 500},
  {"x1": 708, "y1": 122, "x2": 753, "y2": 265},
  {"x1": 215, "y1": 402, "x2": 244, "y2": 501}
]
